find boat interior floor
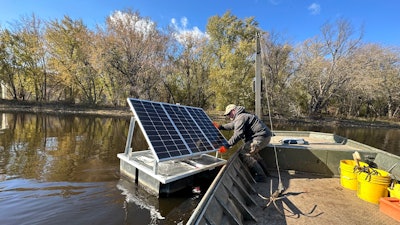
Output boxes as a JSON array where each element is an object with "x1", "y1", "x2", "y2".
[{"x1": 248, "y1": 170, "x2": 398, "y2": 225}]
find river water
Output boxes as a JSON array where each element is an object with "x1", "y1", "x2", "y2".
[{"x1": 0, "y1": 112, "x2": 399, "y2": 225}]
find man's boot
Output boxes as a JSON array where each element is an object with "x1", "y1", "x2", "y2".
[{"x1": 249, "y1": 163, "x2": 267, "y2": 182}]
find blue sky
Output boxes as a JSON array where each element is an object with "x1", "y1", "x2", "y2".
[{"x1": 1, "y1": 0, "x2": 399, "y2": 46}]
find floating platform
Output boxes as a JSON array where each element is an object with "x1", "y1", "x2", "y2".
[
  {"x1": 118, "y1": 99, "x2": 229, "y2": 196},
  {"x1": 118, "y1": 151, "x2": 226, "y2": 196}
]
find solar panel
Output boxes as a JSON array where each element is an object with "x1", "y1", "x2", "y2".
[{"x1": 127, "y1": 98, "x2": 228, "y2": 162}]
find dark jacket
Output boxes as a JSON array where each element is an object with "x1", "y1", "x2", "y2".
[{"x1": 220, "y1": 106, "x2": 272, "y2": 147}]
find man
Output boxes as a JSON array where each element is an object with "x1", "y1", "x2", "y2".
[{"x1": 214, "y1": 104, "x2": 272, "y2": 182}]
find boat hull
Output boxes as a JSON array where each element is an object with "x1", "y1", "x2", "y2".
[{"x1": 187, "y1": 131, "x2": 400, "y2": 225}]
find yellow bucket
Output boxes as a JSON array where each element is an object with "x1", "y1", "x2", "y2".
[
  {"x1": 357, "y1": 168, "x2": 391, "y2": 204},
  {"x1": 339, "y1": 160, "x2": 368, "y2": 190},
  {"x1": 388, "y1": 183, "x2": 400, "y2": 199}
]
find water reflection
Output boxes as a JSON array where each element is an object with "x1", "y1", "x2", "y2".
[
  {"x1": 117, "y1": 178, "x2": 200, "y2": 225},
  {"x1": 1, "y1": 112, "x2": 400, "y2": 225},
  {"x1": 0, "y1": 113, "x2": 132, "y2": 225},
  {"x1": 0, "y1": 178, "x2": 125, "y2": 225},
  {"x1": 0, "y1": 112, "x2": 202, "y2": 225},
  {"x1": 1, "y1": 112, "x2": 8, "y2": 129},
  {"x1": 0, "y1": 113, "x2": 127, "y2": 182}
]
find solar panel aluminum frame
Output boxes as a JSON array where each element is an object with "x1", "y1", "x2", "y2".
[{"x1": 127, "y1": 98, "x2": 227, "y2": 163}]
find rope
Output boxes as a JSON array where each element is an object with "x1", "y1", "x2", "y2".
[
  {"x1": 264, "y1": 87, "x2": 285, "y2": 192},
  {"x1": 260, "y1": 37, "x2": 285, "y2": 192}
]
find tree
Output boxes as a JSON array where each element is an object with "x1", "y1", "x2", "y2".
[
  {"x1": 348, "y1": 44, "x2": 400, "y2": 118},
  {"x1": 0, "y1": 27, "x2": 33, "y2": 100},
  {"x1": 97, "y1": 10, "x2": 168, "y2": 105},
  {"x1": 0, "y1": 29, "x2": 18, "y2": 99},
  {"x1": 46, "y1": 15, "x2": 102, "y2": 104},
  {"x1": 163, "y1": 26, "x2": 213, "y2": 107},
  {"x1": 206, "y1": 11, "x2": 259, "y2": 110},
  {"x1": 292, "y1": 18, "x2": 363, "y2": 116},
  {"x1": 260, "y1": 31, "x2": 295, "y2": 116},
  {"x1": 10, "y1": 14, "x2": 48, "y2": 101}
]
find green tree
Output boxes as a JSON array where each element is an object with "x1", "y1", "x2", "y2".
[
  {"x1": 206, "y1": 11, "x2": 259, "y2": 110},
  {"x1": 163, "y1": 28, "x2": 213, "y2": 107},
  {"x1": 0, "y1": 29, "x2": 27, "y2": 100},
  {"x1": 97, "y1": 10, "x2": 168, "y2": 105},
  {"x1": 46, "y1": 16, "x2": 102, "y2": 104},
  {"x1": 11, "y1": 14, "x2": 48, "y2": 101},
  {"x1": 0, "y1": 29, "x2": 16, "y2": 99}
]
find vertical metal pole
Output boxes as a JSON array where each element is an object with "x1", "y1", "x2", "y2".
[
  {"x1": 124, "y1": 117, "x2": 136, "y2": 155},
  {"x1": 255, "y1": 32, "x2": 262, "y2": 118}
]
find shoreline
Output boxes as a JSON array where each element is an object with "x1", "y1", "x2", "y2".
[
  {"x1": 0, "y1": 101, "x2": 132, "y2": 118},
  {"x1": 1, "y1": 101, "x2": 400, "y2": 129}
]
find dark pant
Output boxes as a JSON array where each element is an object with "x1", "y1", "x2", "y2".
[{"x1": 239, "y1": 136, "x2": 271, "y2": 168}]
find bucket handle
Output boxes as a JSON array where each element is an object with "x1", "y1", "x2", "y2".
[
  {"x1": 364, "y1": 173, "x2": 372, "y2": 182},
  {"x1": 390, "y1": 176, "x2": 398, "y2": 189},
  {"x1": 355, "y1": 165, "x2": 369, "y2": 174}
]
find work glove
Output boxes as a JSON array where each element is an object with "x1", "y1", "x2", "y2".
[
  {"x1": 218, "y1": 142, "x2": 230, "y2": 154},
  {"x1": 213, "y1": 121, "x2": 222, "y2": 129},
  {"x1": 218, "y1": 146, "x2": 227, "y2": 154}
]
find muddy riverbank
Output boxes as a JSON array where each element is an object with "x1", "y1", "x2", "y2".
[{"x1": 1, "y1": 100, "x2": 400, "y2": 129}]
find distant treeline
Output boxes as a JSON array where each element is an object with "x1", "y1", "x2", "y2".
[{"x1": 1, "y1": 10, "x2": 399, "y2": 119}]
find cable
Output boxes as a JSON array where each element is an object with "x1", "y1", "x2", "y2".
[
  {"x1": 264, "y1": 85, "x2": 285, "y2": 192},
  {"x1": 260, "y1": 34, "x2": 285, "y2": 193}
]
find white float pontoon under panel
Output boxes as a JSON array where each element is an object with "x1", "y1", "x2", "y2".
[{"x1": 118, "y1": 151, "x2": 225, "y2": 196}]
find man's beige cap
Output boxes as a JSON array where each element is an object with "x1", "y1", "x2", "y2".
[{"x1": 223, "y1": 104, "x2": 236, "y2": 116}]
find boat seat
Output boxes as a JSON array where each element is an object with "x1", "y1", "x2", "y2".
[{"x1": 373, "y1": 153, "x2": 400, "y2": 179}]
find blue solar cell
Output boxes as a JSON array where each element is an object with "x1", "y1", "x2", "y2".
[
  {"x1": 127, "y1": 98, "x2": 227, "y2": 162},
  {"x1": 186, "y1": 107, "x2": 227, "y2": 149},
  {"x1": 163, "y1": 104, "x2": 214, "y2": 154}
]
